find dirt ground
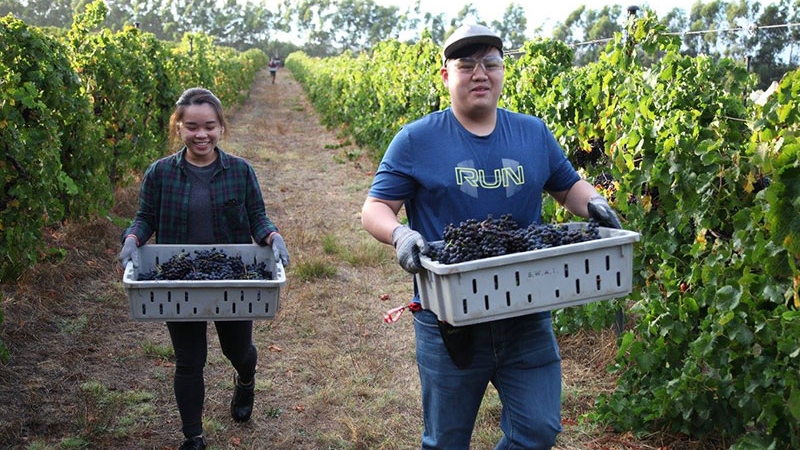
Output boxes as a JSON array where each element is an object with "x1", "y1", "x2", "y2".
[{"x1": 0, "y1": 67, "x2": 715, "y2": 450}]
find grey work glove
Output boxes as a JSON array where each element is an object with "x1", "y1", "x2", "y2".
[
  {"x1": 119, "y1": 235, "x2": 139, "y2": 269},
  {"x1": 587, "y1": 196, "x2": 622, "y2": 229},
  {"x1": 392, "y1": 225, "x2": 428, "y2": 274},
  {"x1": 270, "y1": 233, "x2": 290, "y2": 267}
]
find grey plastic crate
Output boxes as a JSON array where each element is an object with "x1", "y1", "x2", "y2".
[
  {"x1": 415, "y1": 224, "x2": 640, "y2": 326},
  {"x1": 123, "y1": 244, "x2": 286, "y2": 321}
]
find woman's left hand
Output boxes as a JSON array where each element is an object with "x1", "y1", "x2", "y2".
[{"x1": 269, "y1": 233, "x2": 290, "y2": 267}]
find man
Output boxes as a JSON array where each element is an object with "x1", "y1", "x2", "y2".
[{"x1": 361, "y1": 24, "x2": 621, "y2": 449}]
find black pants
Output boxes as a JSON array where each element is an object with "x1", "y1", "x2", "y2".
[{"x1": 166, "y1": 320, "x2": 257, "y2": 438}]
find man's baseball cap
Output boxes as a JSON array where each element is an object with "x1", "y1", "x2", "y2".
[{"x1": 442, "y1": 24, "x2": 503, "y2": 61}]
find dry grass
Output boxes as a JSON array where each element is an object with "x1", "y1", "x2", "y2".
[{"x1": 0, "y1": 67, "x2": 720, "y2": 449}]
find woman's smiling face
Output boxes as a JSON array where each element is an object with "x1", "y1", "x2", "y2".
[{"x1": 177, "y1": 103, "x2": 222, "y2": 166}]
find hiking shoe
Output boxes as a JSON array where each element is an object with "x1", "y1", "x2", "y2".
[
  {"x1": 231, "y1": 374, "x2": 255, "y2": 422},
  {"x1": 179, "y1": 435, "x2": 206, "y2": 450}
]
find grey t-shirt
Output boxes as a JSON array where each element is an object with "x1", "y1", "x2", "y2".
[{"x1": 184, "y1": 160, "x2": 218, "y2": 244}]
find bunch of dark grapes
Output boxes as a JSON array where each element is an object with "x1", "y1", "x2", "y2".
[
  {"x1": 138, "y1": 248, "x2": 274, "y2": 281},
  {"x1": 518, "y1": 221, "x2": 601, "y2": 251},
  {"x1": 571, "y1": 137, "x2": 606, "y2": 169},
  {"x1": 752, "y1": 174, "x2": 771, "y2": 194},
  {"x1": 424, "y1": 214, "x2": 523, "y2": 264},
  {"x1": 424, "y1": 215, "x2": 602, "y2": 265}
]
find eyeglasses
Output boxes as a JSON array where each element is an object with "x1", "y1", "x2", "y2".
[{"x1": 449, "y1": 56, "x2": 505, "y2": 73}]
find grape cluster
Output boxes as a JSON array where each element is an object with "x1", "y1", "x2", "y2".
[
  {"x1": 137, "y1": 248, "x2": 274, "y2": 281},
  {"x1": 571, "y1": 137, "x2": 606, "y2": 169},
  {"x1": 424, "y1": 214, "x2": 602, "y2": 265}
]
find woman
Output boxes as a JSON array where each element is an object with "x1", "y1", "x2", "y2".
[{"x1": 119, "y1": 87, "x2": 290, "y2": 450}]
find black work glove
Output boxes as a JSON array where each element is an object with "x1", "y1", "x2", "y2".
[
  {"x1": 119, "y1": 235, "x2": 139, "y2": 269},
  {"x1": 392, "y1": 225, "x2": 428, "y2": 274},
  {"x1": 587, "y1": 196, "x2": 622, "y2": 229}
]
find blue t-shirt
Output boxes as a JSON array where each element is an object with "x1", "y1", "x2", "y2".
[{"x1": 368, "y1": 108, "x2": 581, "y2": 242}]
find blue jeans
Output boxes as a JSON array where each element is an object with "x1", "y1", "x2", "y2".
[{"x1": 413, "y1": 309, "x2": 562, "y2": 450}]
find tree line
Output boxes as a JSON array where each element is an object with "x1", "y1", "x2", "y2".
[
  {"x1": 0, "y1": 0, "x2": 528, "y2": 58},
  {"x1": 554, "y1": 0, "x2": 800, "y2": 89},
  {"x1": 2, "y1": 0, "x2": 798, "y2": 87}
]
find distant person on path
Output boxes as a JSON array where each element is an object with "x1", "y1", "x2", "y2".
[
  {"x1": 118, "y1": 87, "x2": 290, "y2": 450},
  {"x1": 361, "y1": 24, "x2": 622, "y2": 450},
  {"x1": 269, "y1": 57, "x2": 279, "y2": 84}
]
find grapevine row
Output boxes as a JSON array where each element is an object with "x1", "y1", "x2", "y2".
[
  {"x1": 1, "y1": 0, "x2": 268, "y2": 283},
  {"x1": 286, "y1": 12, "x2": 800, "y2": 449},
  {"x1": 1, "y1": 0, "x2": 268, "y2": 361}
]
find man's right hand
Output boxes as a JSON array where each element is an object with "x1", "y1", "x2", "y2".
[
  {"x1": 119, "y1": 235, "x2": 139, "y2": 269},
  {"x1": 392, "y1": 225, "x2": 427, "y2": 274}
]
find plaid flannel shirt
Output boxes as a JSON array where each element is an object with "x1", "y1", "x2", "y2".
[{"x1": 123, "y1": 147, "x2": 278, "y2": 245}]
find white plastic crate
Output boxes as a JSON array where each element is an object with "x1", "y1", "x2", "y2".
[
  {"x1": 123, "y1": 244, "x2": 286, "y2": 322},
  {"x1": 415, "y1": 224, "x2": 640, "y2": 326}
]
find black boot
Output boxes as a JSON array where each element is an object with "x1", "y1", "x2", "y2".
[
  {"x1": 231, "y1": 374, "x2": 255, "y2": 422},
  {"x1": 179, "y1": 435, "x2": 206, "y2": 450}
]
